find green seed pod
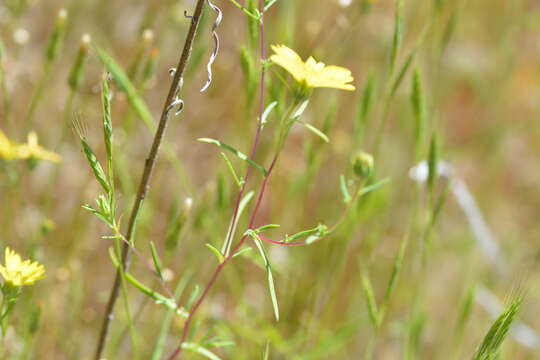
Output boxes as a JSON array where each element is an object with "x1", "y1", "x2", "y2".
[
  {"x1": 352, "y1": 152, "x2": 375, "y2": 180},
  {"x1": 68, "y1": 34, "x2": 91, "y2": 91},
  {"x1": 239, "y1": 46, "x2": 256, "y2": 105},
  {"x1": 45, "y1": 9, "x2": 68, "y2": 62}
]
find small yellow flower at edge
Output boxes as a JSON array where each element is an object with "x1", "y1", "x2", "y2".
[
  {"x1": 0, "y1": 248, "x2": 46, "y2": 287},
  {"x1": 0, "y1": 129, "x2": 61, "y2": 163},
  {"x1": 270, "y1": 44, "x2": 355, "y2": 92}
]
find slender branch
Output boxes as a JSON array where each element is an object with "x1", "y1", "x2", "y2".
[
  {"x1": 167, "y1": 1, "x2": 268, "y2": 358},
  {"x1": 93, "y1": 1, "x2": 207, "y2": 358}
]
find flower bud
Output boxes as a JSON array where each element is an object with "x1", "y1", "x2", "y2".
[{"x1": 352, "y1": 151, "x2": 374, "y2": 180}]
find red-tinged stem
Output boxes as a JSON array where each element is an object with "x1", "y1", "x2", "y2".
[
  {"x1": 167, "y1": 1, "x2": 268, "y2": 359},
  {"x1": 221, "y1": 0, "x2": 268, "y2": 256},
  {"x1": 167, "y1": 151, "x2": 277, "y2": 360}
]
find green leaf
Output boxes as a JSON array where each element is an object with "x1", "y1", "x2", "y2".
[
  {"x1": 220, "y1": 152, "x2": 244, "y2": 187},
  {"x1": 198, "y1": 138, "x2": 267, "y2": 176},
  {"x1": 205, "y1": 243, "x2": 225, "y2": 263},
  {"x1": 340, "y1": 175, "x2": 352, "y2": 203},
  {"x1": 249, "y1": 232, "x2": 280, "y2": 321},
  {"x1": 389, "y1": 50, "x2": 415, "y2": 100},
  {"x1": 261, "y1": 101, "x2": 278, "y2": 126},
  {"x1": 231, "y1": 247, "x2": 253, "y2": 259},
  {"x1": 355, "y1": 73, "x2": 375, "y2": 141},
  {"x1": 410, "y1": 66, "x2": 425, "y2": 153},
  {"x1": 384, "y1": 235, "x2": 407, "y2": 303},
  {"x1": 285, "y1": 224, "x2": 327, "y2": 243},
  {"x1": 362, "y1": 273, "x2": 380, "y2": 328},
  {"x1": 264, "y1": 0, "x2": 279, "y2": 12},
  {"x1": 95, "y1": 47, "x2": 154, "y2": 130},
  {"x1": 292, "y1": 99, "x2": 309, "y2": 119},
  {"x1": 149, "y1": 241, "x2": 164, "y2": 280},
  {"x1": 182, "y1": 343, "x2": 222, "y2": 360},
  {"x1": 108, "y1": 247, "x2": 188, "y2": 317},
  {"x1": 389, "y1": 0, "x2": 404, "y2": 74},
  {"x1": 358, "y1": 178, "x2": 391, "y2": 197},
  {"x1": 222, "y1": 190, "x2": 255, "y2": 256},
  {"x1": 252, "y1": 224, "x2": 281, "y2": 233},
  {"x1": 296, "y1": 120, "x2": 329, "y2": 143}
]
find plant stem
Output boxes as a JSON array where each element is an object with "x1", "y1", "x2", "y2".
[
  {"x1": 93, "y1": 1, "x2": 206, "y2": 358},
  {"x1": 167, "y1": 1, "x2": 268, "y2": 358}
]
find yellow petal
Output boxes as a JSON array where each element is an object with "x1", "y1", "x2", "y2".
[
  {"x1": 270, "y1": 44, "x2": 306, "y2": 83},
  {"x1": 308, "y1": 65, "x2": 355, "y2": 91}
]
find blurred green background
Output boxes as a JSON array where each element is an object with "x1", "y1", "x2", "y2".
[{"x1": 1, "y1": 0, "x2": 540, "y2": 359}]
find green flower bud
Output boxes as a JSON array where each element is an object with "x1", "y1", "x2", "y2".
[{"x1": 352, "y1": 152, "x2": 374, "y2": 180}]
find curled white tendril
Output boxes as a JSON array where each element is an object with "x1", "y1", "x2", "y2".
[
  {"x1": 200, "y1": 0, "x2": 223, "y2": 92},
  {"x1": 166, "y1": 69, "x2": 184, "y2": 116}
]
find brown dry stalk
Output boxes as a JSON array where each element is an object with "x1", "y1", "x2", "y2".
[{"x1": 94, "y1": 0, "x2": 207, "y2": 358}]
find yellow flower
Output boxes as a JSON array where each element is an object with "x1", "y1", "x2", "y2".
[
  {"x1": 0, "y1": 248, "x2": 46, "y2": 287},
  {"x1": 0, "y1": 129, "x2": 19, "y2": 160},
  {"x1": 0, "y1": 129, "x2": 61, "y2": 163},
  {"x1": 15, "y1": 132, "x2": 62, "y2": 163},
  {"x1": 270, "y1": 44, "x2": 355, "y2": 91}
]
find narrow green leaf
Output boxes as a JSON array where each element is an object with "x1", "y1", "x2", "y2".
[
  {"x1": 296, "y1": 120, "x2": 329, "y2": 143},
  {"x1": 264, "y1": 0, "x2": 279, "y2": 12},
  {"x1": 292, "y1": 99, "x2": 309, "y2": 119},
  {"x1": 455, "y1": 285, "x2": 476, "y2": 340},
  {"x1": 95, "y1": 47, "x2": 154, "y2": 129},
  {"x1": 230, "y1": 247, "x2": 252, "y2": 259},
  {"x1": 205, "y1": 243, "x2": 225, "y2": 263},
  {"x1": 355, "y1": 73, "x2": 375, "y2": 142},
  {"x1": 358, "y1": 178, "x2": 391, "y2": 197},
  {"x1": 198, "y1": 138, "x2": 267, "y2": 176},
  {"x1": 220, "y1": 152, "x2": 244, "y2": 188},
  {"x1": 261, "y1": 101, "x2": 278, "y2": 126},
  {"x1": 108, "y1": 247, "x2": 188, "y2": 317},
  {"x1": 285, "y1": 224, "x2": 327, "y2": 243},
  {"x1": 182, "y1": 343, "x2": 222, "y2": 360},
  {"x1": 253, "y1": 224, "x2": 281, "y2": 233},
  {"x1": 362, "y1": 273, "x2": 380, "y2": 328},
  {"x1": 390, "y1": 50, "x2": 415, "y2": 99},
  {"x1": 263, "y1": 341, "x2": 270, "y2": 360},
  {"x1": 222, "y1": 190, "x2": 255, "y2": 256},
  {"x1": 410, "y1": 66, "x2": 425, "y2": 153},
  {"x1": 389, "y1": 0, "x2": 404, "y2": 74},
  {"x1": 149, "y1": 241, "x2": 164, "y2": 281},
  {"x1": 340, "y1": 175, "x2": 352, "y2": 203},
  {"x1": 250, "y1": 233, "x2": 280, "y2": 321},
  {"x1": 384, "y1": 236, "x2": 407, "y2": 303},
  {"x1": 186, "y1": 285, "x2": 200, "y2": 310}
]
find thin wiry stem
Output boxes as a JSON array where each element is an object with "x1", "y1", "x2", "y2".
[
  {"x1": 167, "y1": 1, "x2": 268, "y2": 358},
  {"x1": 93, "y1": 0, "x2": 206, "y2": 358}
]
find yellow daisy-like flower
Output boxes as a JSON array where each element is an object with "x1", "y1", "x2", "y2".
[
  {"x1": 0, "y1": 248, "x2": 46, "y2": 287},
  {"x1": 270, "y1": 44, "x2": 355, "y2": 91},
  {"x1": 0, "y1": 129, "x2": 19, "y2": 160},
  {"x1": 0, "y1": 129, "x2": 61, "y2": 163},
  {"x1": 15, "y1": 132, "x2": 62, "y2": 163}
]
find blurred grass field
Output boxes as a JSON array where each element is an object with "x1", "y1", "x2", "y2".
[{"x1": 1, "y1": 0, "x2": 540, "y2": 359}]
